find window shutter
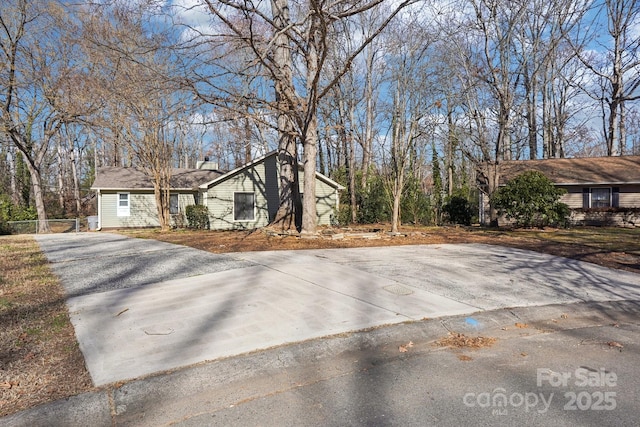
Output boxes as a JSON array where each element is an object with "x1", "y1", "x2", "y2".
[
  {"x1": 612, "y1": 187, "x2": 620, "y2": 208},
  {"x1": 582, "y1": 188, "x2": 589, "y2": 209}
]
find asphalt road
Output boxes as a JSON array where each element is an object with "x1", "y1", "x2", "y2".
[{"x1": 5, "y1": 301, "x2": 640, "y2": 427}]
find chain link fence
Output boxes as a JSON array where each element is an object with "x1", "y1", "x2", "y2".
[{"x1": 6, "y1": 219, "x2": 84, "y2": 234}]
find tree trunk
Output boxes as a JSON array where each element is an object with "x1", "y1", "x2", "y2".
[
  {"x1": 619, "y1": 100, "x2": 626, "y2": 155},
  {"x1": 391, "y1": 182, "x2": 401, "y2": 233},
  {"x1": 6, "y1": 130, "x2": 51, "y2": 232},
  {"x1": 268, "y1": 0, "x2": 301, "y2": 232},
  {"x1": 70, "y1": 147, "x2": 81, "y2": 215},
  {"x1": 446, "y1": 106, "x2": 455, "y2": 196},
  {"x1": 56, "y1": 138, "x2": 66, "y2": 213},
  {"x1": 361, "y1": 45, "x2": 376, "y2": 190},
  {"x1": 271, "y1": 137, "x2": 300, "y2": 231},
  {"x1": 8, "y1": 146, "x2": 20, "y2": 205},
  {"x1": 607, "y1": 98, "x2": 620, "y2": 156},
  {"x1": 301, "y1": 115, "x2": 318, "y2": 235},
  {"x1": 525, "y1": 72, "x2": 538, "y2": 159},
  {"x1": 26, "y1": 160, "x2": 50, "y2": 233},
  {"x1": 300, "y1": 12, "x2": 321, "y2": 236},
  {"x1": 348, "y1": 130, "x2": 357, "y2": 224}
]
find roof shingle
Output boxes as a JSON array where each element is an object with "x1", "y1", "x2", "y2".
[
  {"x1": 91, "y1": 167, "x2": 223, "y2": 190},
  {"x1": 498, "y1": 156, "x2": 640, "y2": 186}
]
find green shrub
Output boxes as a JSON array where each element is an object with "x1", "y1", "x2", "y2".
[
  {"x1": 491, "y1": 170, "x2": 569, "y2": 228},
  {"x1": 357, "y1": 174, "x2": 390, "y2": 223},
  {"x1": 185, "y1": 204, "x2": 210, "y2": 230},
  {"x1": 443, "y1": 195, "x2": 473, "y2": 226},
  {"x1": 0, "y1": 194, "x2": 37, "y2": 221},
  {"x1": 0, "y1": 213, "x2": 9, "y2": 235}
]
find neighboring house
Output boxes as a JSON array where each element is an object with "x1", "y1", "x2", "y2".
[
  {"x1": 479, "y1": 155, "x2": 640, "y2": 227},
  {"x1": 91, "y1": 151, "x2": 345, "y2": 230}
]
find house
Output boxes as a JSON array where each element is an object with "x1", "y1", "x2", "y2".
[
  {"x1": 479, "y1": 155, "x2": 640, "y2": 227},
  {"x1": 91, "y1": 151, "x2": 345, "y2": 230},
  {"x1": 91, "y1": 166, "x2": 222, "y2": 229}
]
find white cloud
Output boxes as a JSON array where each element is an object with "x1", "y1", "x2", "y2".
[{"x1": 166, "y1": 0, "x2": 211, "y2": 27}]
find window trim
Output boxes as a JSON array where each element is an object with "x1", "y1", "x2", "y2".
[
  {"x1": 117, "y1": 192, "x2": 130, "y2": 217},
  {"x1": 590, "y1": 187, "x2": 612, "y2": 208},
  {"x1": 233, "y1": 192, "x2": 255, "y2": 222},
  {"x1": 170, "y1": 194, "x2": 179, "y2": 215}
]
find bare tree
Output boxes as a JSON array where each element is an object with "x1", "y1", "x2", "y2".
[
  {"x1": 192, "y1": 0, "x2": 416, "y2": 234},
  {"x1": 573, "y1": 0, "x2": 640, "y2": 155},
  {"x1": 0, "y1": 0, "x2": 81, "y2": 232},
  {"x1": 79, "y1": 2, "x2": 191, "y2": 230},
  {"x1": 380, "y1": 16, "x2": 434, "y2": 233},
  {"x1": 516, "y1": 0, "x2": 589, "y2": 159}
]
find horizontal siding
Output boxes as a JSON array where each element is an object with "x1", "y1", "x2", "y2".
[
  {"x1": 620, "y1": 185, "x2": 640, "y2": 208},
  {"x1": 206, "y1": 162, "x2": 274, "y2": 230},
  {"x1": 205, "y1": 156, "x2": 339, "y2": 230},
  {"x1": 560, "y1": 187, "x2": 583, "y2": 209},
  {"x1": 100, "y1": 191, "x2": 197, "y2": 228},
  {"x1": 562, "y1": 185, "x2": 640, "y2": 209},
  {"x1": 170, "y1": 193, "x2": 197, "y2": 228},
  {"x1": 315, "y1": 179, "x2": 337, "y2": 225},
  {"x1": 100, "y1": 191, "x2": 159, "y2": 228},
  {"x1": 297, "y1": 169, "x2": 338, "y2": 225}
]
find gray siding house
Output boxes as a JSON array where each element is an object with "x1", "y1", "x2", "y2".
[
  {"x1": 91, "y1": 167, "x2": 222, "y2": 229},
  {"x1": 479, "y1": 155, "x2": 640, "y2": 227},
  {"x1": 91, "y1": 152, "x2": 344, "y2": 230}
]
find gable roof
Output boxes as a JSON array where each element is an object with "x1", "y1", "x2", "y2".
[
  {"x1": 498, "y1": 155, "x2": 640, "y2": 186},
  {"x1": 199, "y1": 151, "x2": 346, "y2": 190},
  {"x1": 91, "y1": 167, "x2": 223, "y2": 191}
]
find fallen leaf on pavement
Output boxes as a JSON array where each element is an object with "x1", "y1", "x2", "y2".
[
  {"x1": 607, "y1": 341, "x2": 623, "y2": 350},
  {"x1": 399, "y1": 341, "x2": 414, "y2": 352}
]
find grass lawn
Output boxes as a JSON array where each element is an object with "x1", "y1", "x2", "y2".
[{"x1": 0, "y1": 236, "x2": 92, "y2": 417}]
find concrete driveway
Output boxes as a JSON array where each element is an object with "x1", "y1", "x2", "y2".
[{"x1": 35, "y1": 233, "x2": 640, "y2": 387}]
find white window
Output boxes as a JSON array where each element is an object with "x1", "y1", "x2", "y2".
[
  {"x1": 234, "y1": 192, "x2": 255, "y2": 221},
  {"x1": 591, "y1": 188, "x2": 611, "y2": 208},
  {"x1": 117, "y1": 193, "x2": 130, "y2": 217},
  {"x1": 170, "y1": 194, "x2": 179, "y2": 214}
]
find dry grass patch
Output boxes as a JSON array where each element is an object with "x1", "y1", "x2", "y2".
[
  {"x1": 0, "y1": 236, "x2": 92, "y2": 417},
  {"x1": 124, "y1": 226, "x2": 640, "y2": 273},
  {"x1": 435, "y1": 332, "x2": 498, "y2": 349}
]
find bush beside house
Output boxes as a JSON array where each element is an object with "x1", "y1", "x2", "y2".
[
  {"x1": 186, "y1": 205, "x2": 210, "y2": 230},
  {"x1": 491, "y1": 171, "x2": 569, "y2": 228}
]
